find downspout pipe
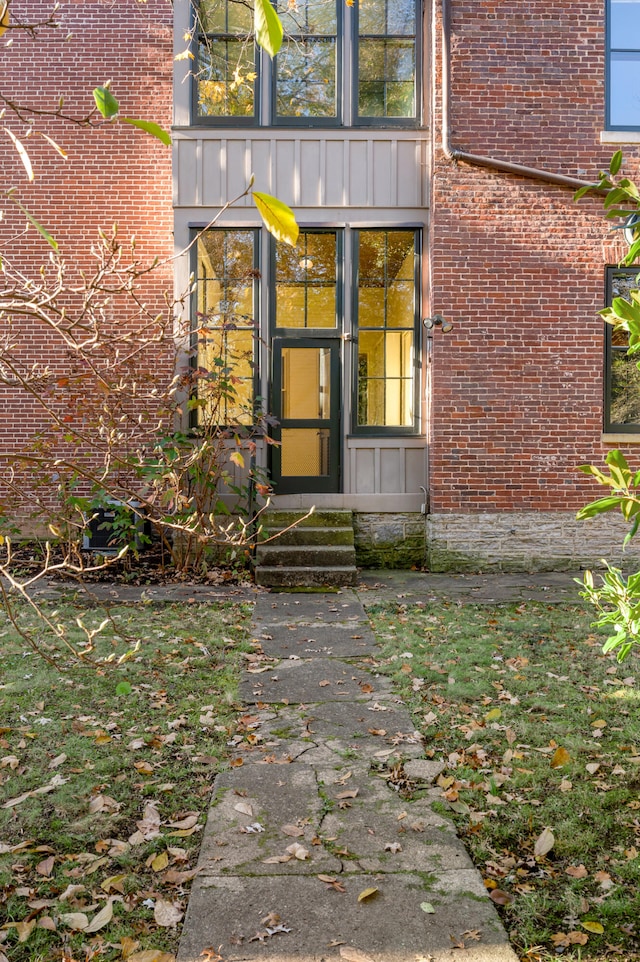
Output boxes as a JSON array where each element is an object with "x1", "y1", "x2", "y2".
[{"x1": 440, "y1": 0, "x2": 595, "y2": 192}]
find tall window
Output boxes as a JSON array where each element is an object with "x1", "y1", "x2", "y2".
[
  {"x1": 194, "y1": 0, "x2": 257, "y2": 121},
  {"x1": 194, "y1": 230, "x2": 258, "y2": 424},
  {"x1": 354, "y1": 230, "x2": 419, "y2": 431},
  {"x1": 605, "y1": 267, "x2": 640, "y2": 431},
  {"x1": 193, "y1": 0, "x2": 419, "y2": 125},
  {"x1": 356, "y1": 0, "x2": 417, "y2": 120},
  {"x1": 607, "y1": 0, "x2": 640, "y2": 129},
  {"x1": 275, "y1": 0, "x2": 339, "y2": 121}
]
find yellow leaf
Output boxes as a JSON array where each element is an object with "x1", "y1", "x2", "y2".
[
  {"x1": 151, "y1": 851, "x2": 170, "y2": 872},
  {"x1": 0, "y1": 2, "x2": 9, "y2": 37},
  {"x1": 485, "y1": 708, "x2": 502, "y2": 721},
  {"x1": 252, "y1": 191, "x2": 299, "y2": 247},
  {"x1": 101, "y1": 873, "x2": 127, "y2": 893},
  {"x1": 229, "y1": 451, "x2": 245, "y2": 468},
  {"x1": 591, "y1": 719, "x2": 607, "y2": 728},
  {"x1": 551, "y1": 747, "x2": 571, "y2": 768},
  {"x1": 357, "y1": 887, "x2": 379, "y2": 902},
  {"x1": 582, "y1": 921, "x2": 604, "y2": 934}
]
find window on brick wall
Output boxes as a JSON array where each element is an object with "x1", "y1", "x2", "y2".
[
  {"x1": 606, "y1": 0, "x2": 640, "y2": 129},
  {"x1": 193, "y1": 229, "x2": 259, "y2": 425},
  {"x1": 605, "y1": 266, "x2": 640, "y2": 431},
  {"x1": 192, "y1": 0, "x2": 420, "y2": 126}
]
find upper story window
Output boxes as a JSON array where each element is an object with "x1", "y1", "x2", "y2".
[
  {"x1": 193, "y1": 0, "x2": 420, "y2": 126},
  {"x1": 604, "y1": 267, "x2": 640, "y2": 431},
  {"x1": 607, "y1": 0, "x2": 640, "y2": 129}
]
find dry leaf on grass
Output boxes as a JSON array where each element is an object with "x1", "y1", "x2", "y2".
[
  {"x1": 154, "y1": 899, "x2": 184, "y2": 928},
  {"x1": 565, "y1": 864, "x2": 588, "y2": 878},
  {"x1": 533, "y1": 827, "x2": 555, "y2": 857},
  {"x1": 84, "y1": 898, "x2": 114, "y2": 934}
]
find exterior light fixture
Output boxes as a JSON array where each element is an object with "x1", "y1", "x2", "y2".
[{"x1": 423, "y1": 314, "x2": 453, "y2": 333}]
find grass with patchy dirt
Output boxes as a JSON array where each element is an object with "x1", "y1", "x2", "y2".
[
  {"x1": 368, "y1": 600, "x2": 640, "y2": 962},
  {"x1": 0, "y1": 598, "x2": 256, "y2": 962}
]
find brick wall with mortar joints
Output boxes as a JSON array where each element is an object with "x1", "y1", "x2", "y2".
[
  {"x1": 429, "y1": 0, "x2": 640, "y2": 518},
  {"x1": 0, "y1": 0, "x2": 174, "y2": 516}
]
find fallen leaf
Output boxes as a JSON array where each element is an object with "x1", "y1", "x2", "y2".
[
  {"x1": 384, "y1": 842, "x2": 402, "y2": 854},
  {"x1": 286, "y1": 842, "x2": 309, "y2": 860},
  {"x1": 357, "y1": 887, "x2": 379, "y2": 902},
  {"x1": 281, "y1": 824, "x2": 305, "y2": 837},
  {"x1": 234, "y1": 801, "x2": 254, "y2": 817},
  {"x1": 167, "y1": 814, "x2": 199, "y2": 830},
  {"x1": 154, "y1": 899, "x2": 183, "y2": 927},
  {"x1": 37, "y1": 916, "x2": 56, "y2": 931},
  {"x1": 36, "y1": 855, "x2": 55, "y2": 876},
  {"x1": 586, "y1": 763, "x2": 601, "y2": 775},
  {"x1": 551, "y1": 747, "x2": 571, "y2": 768},
  {"x1": 151, "y1": 852, "x2": 170, "y2": 872},
  {"x1": 489, "y1": 889, "x2": 512, "y2": 906},
  {"x1": 84, "y1": 898, "x2": 114, "y2": 934},
  {"x1": 339, "y1": 948, "x2": 375, "y2": 962},
  {"x1": 59, "y1": 912, "x2": 89, "y2": 931},
  {"x1": 15, "y1": 919, "x2": 36, "y2": 942},
  {"x1": 485, "y1": 708, "x2": 502, "y2": 721},
  {"x1": 533, "y1": 827, "x2": 555, "y2": 857},
  {"x1": 336, "y1": 788, "x2": 359, "y2": 799},
  {"x1": 582, "y1": 920, "x2": 604, "y2": 934},
  {"x1": 566, "y1": 864, "x2": 588, "y2": 879},
  {"x1": 420, "y1": 902, "x2": 435, "y2": 913}
]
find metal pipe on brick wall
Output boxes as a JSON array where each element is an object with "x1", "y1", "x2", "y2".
[{"x1": 439, "y1": 0, "x2": 595, "y2": 192}]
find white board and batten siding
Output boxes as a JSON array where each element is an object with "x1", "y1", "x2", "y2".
[{"x1": 173, "y1": 130, "x2": 428, "y2": 213}]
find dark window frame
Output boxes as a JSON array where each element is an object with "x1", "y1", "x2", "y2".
[
  {"x1": 353, "y1": 0, "x2": 420, "y2": 127},
  {"x1": 191, "y1": 0, "x2": 421, "y2": 127},
  {"x1": 269, "y1": 228, "x2": 343, "y2": 335},
  {"x1": 604, "y1": 265, "x2": 640, "y2": 432},
  {"x1": 191, "y1": 0, "x2": 260, "y2": 127},
  {"x1": 605, "y1": 0, "x2": 640, "y2": 131}
]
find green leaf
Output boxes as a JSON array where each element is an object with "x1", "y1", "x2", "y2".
[
  {"x1": 576, "y1": 496, "x2": 626, "y2": 520},
  {"x1": 122, "y1": 118, "x2": 171, "y2": 145},
  {"x1": 115, "y1": 681, "x2": 132, "y2": 697},
  {"x1": 610, "y1": 150, "x2": 624, "y2": 176},
  {"x1": 252, "y1": 191, "x2": 299, "y2": 246},
  {"x1": 254, "y1": 0, "x2": 283, "y2": 57},
  {"x1": 93, "y1": 86, "x2": 119, "y2": 119},
  {"x1": 10, "y1": 198, "x2": 58, "y2": 250}
]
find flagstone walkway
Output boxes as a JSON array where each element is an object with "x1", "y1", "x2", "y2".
[{"x1": 177, "y1": 589, "x2": 521, "y2": 962}]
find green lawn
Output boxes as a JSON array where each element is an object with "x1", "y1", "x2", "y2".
[
  {"x1": 368, "y1": 600, "x2": 640, "y2": 962},
  {"x1": 0, "y1": 599, "x2": 253, "y2": 962}
]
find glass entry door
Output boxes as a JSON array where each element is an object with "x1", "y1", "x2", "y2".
[{"x1": 271, "y1": 338, "x2": 341, "y2": 494}]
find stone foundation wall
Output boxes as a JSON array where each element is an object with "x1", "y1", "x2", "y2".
[
  {"x1": 427, "y1": 512, "x2": 640, "y2": 572},
  {"x1": 354, "y1": 513, "x2": 426, "y2": 568}
]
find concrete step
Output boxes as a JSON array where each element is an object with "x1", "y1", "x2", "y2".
[
  {"x1": 259, "y1": 509, "x2": 354, "y2": 529},
  {"x1": 255, "y1": 544, "x2": 356, "y2": 567},
  {"x1": 258, "y1": 526, "x2": 354, "y2": 547},
  {"x1": 255, "y1": 565, "x2": 358, "y2": 588}
]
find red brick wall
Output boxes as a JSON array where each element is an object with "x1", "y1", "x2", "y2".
[
  {"x1": 430, "y1": 0, "x2": 640, "y2": 514},
  {"x1": 0, "y1": 0, "x2": 173, "y2": 517}
]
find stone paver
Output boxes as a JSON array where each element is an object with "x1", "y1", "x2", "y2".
[{"x1": 177, "y1": 587, "x2": 521, "y2": 962}]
